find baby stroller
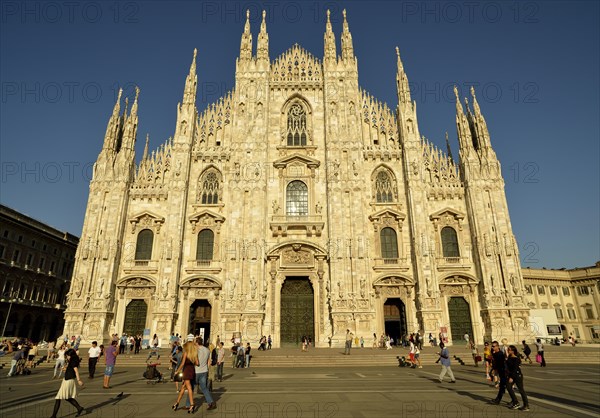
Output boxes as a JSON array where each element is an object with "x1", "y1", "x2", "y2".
[{"x1": 143, "y1": 356, "x2": 163, "y2": 384}]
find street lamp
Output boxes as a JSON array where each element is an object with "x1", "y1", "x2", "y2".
[{"x1": 1, "y1": 291, "x2": 21, "y2": 338}]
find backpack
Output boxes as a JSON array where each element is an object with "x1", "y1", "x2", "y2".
[{"x1": 211, "y1": 348, "x2": 218, "y2": 366}]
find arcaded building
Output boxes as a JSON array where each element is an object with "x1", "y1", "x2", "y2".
[
  {"x1": 0, "y1": 205, "x2": 78, "y2": 341},
  {"x1": 63, "y1": 10, "x2": 532, "y2": 347}
]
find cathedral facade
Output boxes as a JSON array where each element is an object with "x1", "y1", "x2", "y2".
[{"x1": 63, "y1": 10, "x2": 530, "y2": 347}]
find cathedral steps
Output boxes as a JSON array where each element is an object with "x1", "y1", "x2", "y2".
[{"x1": 3, "y1": 345, "x2": 597, "y2": 369}]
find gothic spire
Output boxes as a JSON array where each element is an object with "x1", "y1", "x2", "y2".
[
  {"x1": 324, "y1": 9, "x2": 337, "y2": 64},
  {"x1": 183, "y1": 48, "x2": 198, "y2": 105},
  {"x1": 103, "y1": 88, "x2": 123, "y2": 151},
  {"x1": 396, "y1": 47, "x2": 411, "y2": 105},
  {"x1": 445, "y1": 132, "x2": 454, "y2": 165},
  {"x1": 142, "y1": 134, "x2": 149, "y2": 161},
  {"x1": 454, "y1": 85, "x2": 472, "y2": 154},
  {"x1": 239, "y1": 9, "x2": 253, "y2": 62},
  {"x1": 454, "y1": 85, "x2": 464, "y2": 115},
  {"x1": 122, "y1": 87, "x2": 139, "y2": 150},
  {"x1": 256, "y1": 10, "x2": 269, "y2": 63},
  {"x1": 341, "y1": 9, "x2": 354, "y2": 61}
]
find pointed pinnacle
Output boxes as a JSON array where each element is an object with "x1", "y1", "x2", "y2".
[{"x1": 244, "y1": 9, "x2": 250, "y2": 32}]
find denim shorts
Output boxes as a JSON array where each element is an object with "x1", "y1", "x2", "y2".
[{"x1": 104, "y1": 365, "x2": 115, "y2": 376}]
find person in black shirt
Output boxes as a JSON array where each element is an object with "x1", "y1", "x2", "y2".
[
  {"x1": 506, "y1": 345, "x2": 530, "y2": 411},
  {"x1": 489, "y1": 340, "x2": 508, "y2": 405},
  {"x1": 50, "y1": 349, "x2": 86, "y2": 418}
]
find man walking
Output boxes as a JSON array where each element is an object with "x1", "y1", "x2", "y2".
[
  {"x1": 88, "y1": 341, "x2": 101, "y2": 379},
  {"x1": 344, "y1": 329, "x2": 354, "y2": 355},
  {"x1": 103, "y1": 340, "x2": 118, "y2": 389},
  {"x1": 437, "y1": 342, "x2": 456, "y2": 383},
  {"x1": 489, "y1": 340, "x2": 507, "y2": 405},
  {"x1": 191, "y1": 337, "x2": 216, "y2": 411},
  {"x1": 216, "y1": 342, "x2": 225, "y2": 382}
]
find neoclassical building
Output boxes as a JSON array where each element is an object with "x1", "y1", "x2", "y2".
[
  {"x1": 0, "y1": 204, "x2": 78, "y2": 341},
  {"x1": 63, "y1": 10, "x2": 532, "y2": 347}
]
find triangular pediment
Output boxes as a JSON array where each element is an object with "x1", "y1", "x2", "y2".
[
  {"x1": 368, "y1": 209, "x2": 406, "y2": 223},
  {"x1": 430, "y1": 207, "x2": 465, "y2": 221},
  {"x1": 188, "y1": 209, "x2": 225, "y2": 233},
  {"x1": 129, "y1": 210, "x2": 165, "y2": 223},
  {"x1": 273, "y1": 153, "x2": 320, "y2": 169},
  {"x1": 129, "y1": 210, "x2": 165, "y2": 234},
  {"x1": 188, "y1": 210, "x2": 225, "y2": 224}
]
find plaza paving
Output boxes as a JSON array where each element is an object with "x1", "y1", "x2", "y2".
[{"x1": 0, "y1": 346, "x2": 599, "y2": 418}]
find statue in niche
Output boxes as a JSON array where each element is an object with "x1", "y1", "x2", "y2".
[
  {"x1": 96, "y1": 277, "x2": 104, "y2": 297},
  {"x1": 510, "y1": 274, "x2": 519, "y2": 295},
  {"x1": 272, "y1": 200, "x2": 280, "y2": 214},
  {"x1": 315, "y1": 202, "x2": 322, "y2": 214},
  {"x1": 425, "y1": 277, "x2": 432, "y2": 297},
  {"x1": 250, "y1": 278, "x2": 257, "y2": 299},
  {"x1": 161, "y1": 280, "x2": 169, "y2": 298},
  {"x1": 490, "y1": 275, "x2": 498, "y2": 296},
  {"x1": 228, "y1": 279, "x2": 236, "y2": 299},
  {"x1": 359, "y1": 278, "x2": 367, "y2": 298},
  {"x1": 72, "y1": 279, "x2": 83, "y2": 298},
  {"x1": 337, "y1": 280, "x2": 344, "y2": 299}
]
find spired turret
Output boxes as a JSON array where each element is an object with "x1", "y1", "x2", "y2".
[
  {"x1": 256, "y1": 10, "x2": 269, "y2": 67},
  {"x1": 323, "y1": 9, "x2": 337, "y2": 67},
  {"x1": 239, "y1": 9, "x2": 252, "y2": 63}
]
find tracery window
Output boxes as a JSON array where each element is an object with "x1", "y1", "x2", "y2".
[
  {"x1": 135, "y1": 229, "x2": 154, "y2": 260},
  {"x1": 200, "y1": 170, "x2": 220, "y2": 204},
  {"x1": 380, "y1": 227, "x2": 399, "y2": 259},
  {"x1": 286, "y1": 104, "x2": 307, "y2": 146},
  {"x1": 286, "y1": 180, "x2": 308, "y2": 216},
  {"x1": 441, "y1": 227, "x2": 460, "y2": 258},
  {"x1": 375, "y1": 171, "x2": 394, "y2": 203}
]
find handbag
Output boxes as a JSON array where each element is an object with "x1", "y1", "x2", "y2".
[
  {"x1": 535, "y1": 354, "x2": 542, "y2": 363},
  {"x1": 173, "y1": 372, "x2": 183, "y2": 382},
  {"x1": 475, "y1": 355, "x2": 482, "y2": 362}
]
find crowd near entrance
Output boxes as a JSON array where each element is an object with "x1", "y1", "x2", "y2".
[
  {"x1": 280, "y1": 277, "x2": 314, "y2": 346},
  {"x1": 384, "y1": 298, "x2": 407, "y2": 344}
]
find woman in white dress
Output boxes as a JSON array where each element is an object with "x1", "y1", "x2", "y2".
[{"x1": 50, "y1": 348, "x2": 86, "y2": 417}]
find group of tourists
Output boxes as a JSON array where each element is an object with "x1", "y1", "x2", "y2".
[{"x1": 257, "y1": 335, "x2": 272, "y2": 350}]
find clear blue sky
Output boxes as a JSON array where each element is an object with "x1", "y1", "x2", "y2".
[{"x1": 1, "y1": 1, "x2": 598, "y2": 269}]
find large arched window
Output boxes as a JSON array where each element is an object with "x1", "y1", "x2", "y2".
[
  {"x1": 286, "y1": 180, "x2": 308, "y2": 215},
  {"x1": 135, "y1": 229, "x2": 154, "y2": 260},
  {"x1": 196, "y1": 229, "x2": 214, "y2": 261},
  {"x1": 375, "y1": 170, "x2": 394, "y2": 203},
  {"x1": 380, "y1": 227, "x2": 399, "y2": 259},
  {"x1": 286, "y1": 104, "x2": 307, "y2": 146},
  {"x1": 200, "y1": 170, "x2": 220, "y2": 204},
  {"x1": 441, "y1": 226, "x2": 459, "y2": 257}
]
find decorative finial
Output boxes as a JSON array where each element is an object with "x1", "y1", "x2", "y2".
[
  {"x1": 343, "y1": 9, "x2": 347, "y2": 19},
  {"x1": 134, "y1": 86, "x2": 140, "y2": 101},
  {"x1": 453, "y1": 85, "x2": 459, "y2": 101},
  {"x1": 246, "y1": 9, "x2": 250, "y2": 19},
  {"x1": 193, "y1": 48, "x2": 197, "y2": 59}
]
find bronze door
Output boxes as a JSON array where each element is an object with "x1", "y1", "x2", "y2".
[
  {"x1": 123, "y1": 299, "x2": 148, "y2": 336},
  {"x1": 280, "y1": 277, "x2": 314, "y2": 346},
  {"x1": 448, "y1": 296, "x2": 473, "y2": 342}
]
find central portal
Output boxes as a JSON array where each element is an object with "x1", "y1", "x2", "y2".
[
  {"x1": 189, "y1": 299, "x2": 212, "y2": 343},
  {"x1": 280, "y1": 277, "x2": 314, "y2": 346}
]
